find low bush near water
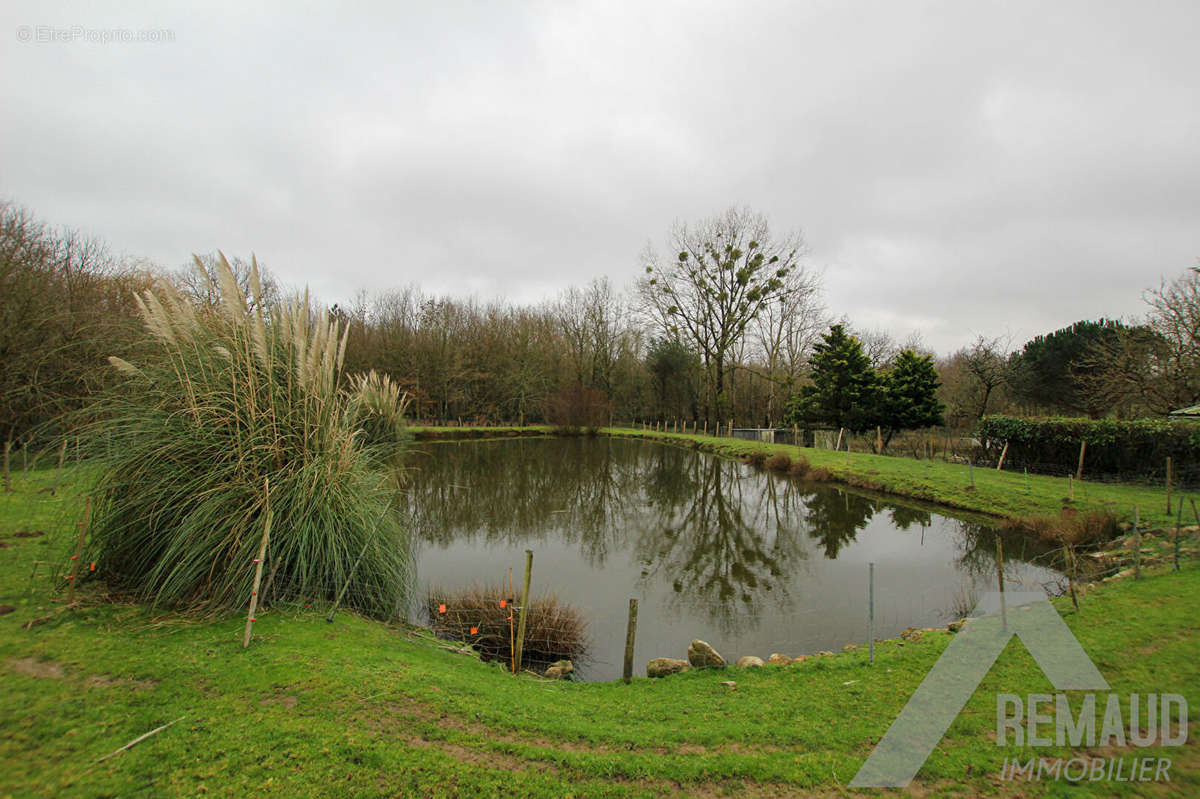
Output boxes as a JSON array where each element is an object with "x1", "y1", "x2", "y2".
[
  {"x1": 765, "y1": 453, "x2": 792, "y2": 471},
  {"x1": 78, "y1": 256, "x2": 412, "y2": 618},
  {"x1": 787, "y1": 455, "x2": 811, "y2": 476},
  {"x1": 1004, "y1": 509, "x2": 1121, "y2": 547},
  {"x1": 425, "y1": 583, "x2": 588, "y2": 673}
]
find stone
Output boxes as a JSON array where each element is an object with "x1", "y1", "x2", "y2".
[
  {"x1": 788, "y1": 655, "x2": 808, "y2": 664},
  {"x1": 544, "y1": 660, "x2": 573, "y2": 680},
  {"x1": 687, "y1": 639, "x2": 725, "y2": 668},
  {"x1": 767, "y1": 653, "x2": 793, "y2": 666},
  {"x1": 817, "y1": 650, "x2": 834, "y2": 657},
  {"x1": 646, "y1": 657, "x2": 691, "y2": 678},
  {"x1": 736, "y1": 655, "x2": 764, "y2": 668},
  {"x1": 842, "y1": 643, "x2": 859, "y2": 651},
  {"x1": 899, "y1": 627, "x2": 923, "y2": 642},
  {"x1": 720, "y1": 680, "x2": 737, "y2": 689}
]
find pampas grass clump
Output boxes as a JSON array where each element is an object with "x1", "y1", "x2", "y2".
[{"x1": 82, "y1": 255, "x2": 411, "y2": 618}]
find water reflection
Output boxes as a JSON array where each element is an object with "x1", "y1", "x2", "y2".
[{"x1": 402, "y1": 437, "x2": 1060, "y2": 677}]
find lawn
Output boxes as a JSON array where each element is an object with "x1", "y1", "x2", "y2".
[{"x1": 1, "y1": 452, "x2": 1197, "y2": 797}]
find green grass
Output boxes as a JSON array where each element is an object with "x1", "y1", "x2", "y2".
[
  {"x1": 2, "y1": 456, "x2": 1198, "y2": 797},
  {"x1": 602, "y1": 427, "x2": 1196, "y2": 532}
]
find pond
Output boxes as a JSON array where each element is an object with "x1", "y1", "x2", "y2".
[{"x1": 402, "y1": 436, "x2": 1061, "y2": 681}]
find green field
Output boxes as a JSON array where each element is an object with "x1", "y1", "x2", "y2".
[{"x1": 2, "y1": 442, "x2": 1198, "y2": 797}]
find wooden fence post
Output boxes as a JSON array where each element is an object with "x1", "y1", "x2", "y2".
[
  {"x1": 243, "y1": 478, "x2": 273, "y2": 648},
  {"x1": 514, "y1": 549, "x2": 533, "y2": 673},
  {"x1": 2, "y1": 441, "x2": 10, "y2": 492},
  {"x1": 1075, "y1": 440, "x2": 1087, "y2": 481},
  {"x1": 1174, "y1": 496, "x2": 1184, "y2": 572},
  {"x1": 996, "y1": 440, "x2": 1009, "y2": 471},
  {"x1": 1133, "y1": 506, "x2": 1141, "y2": 580},
  {"x1": 1165, "y1": 456, "x2": 1172, "y2": 516},
  {"x1": 996, "y1": 537, "x2": 1006, "y2": 631},
  {"x1": 51, "y1": 439, "x2": 67, "y2": 494},
  {"x1": 66, "y1": 497, "x2": 92, "y2": 605},
  {"x1": 622, "y1": 598, "x2": 638, "y2": 684}
]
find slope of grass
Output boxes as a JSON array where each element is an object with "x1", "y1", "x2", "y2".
[
  {"x1": 601, "y1": 427, "x2": 1194, "y2": 531},
  {"x1": 2, "y1": 462, "x2": 1198, "y2": 797}
]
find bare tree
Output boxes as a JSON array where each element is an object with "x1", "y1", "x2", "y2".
[
  {"x1": 638, "y1": 207, "x2": 806, "y2": 421},
  {"x1": 955, "y1": 335, "x2": 1011, "y2": 420}
]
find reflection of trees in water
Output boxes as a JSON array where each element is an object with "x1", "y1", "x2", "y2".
[
  {"x1": 801, "y1": 488, "x2": 874, "y2": 558},
  {"x1": 403, "y1": 437, "x2": 643, "y2": 567},
  {"x1": 947, "y1": 519, "x2": 1062, "y2": 610},
  {"x1": 632, "y1": 451, "x2": 809, "y2": 636},
  {"x1": 404, "y1": 438, "x2": 1063, "y2": 638}
]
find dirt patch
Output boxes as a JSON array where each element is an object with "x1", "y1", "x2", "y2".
[
  {"x1": 13, "y1": 530, "x2": 46, "y2": 538},
  {"x1": 8, "y1": 656, "x2": 65, "y2": 679},
  {"x1": 260, "y1": 695, "x2": 298, "y2": 709},
  {"x1": 0, "y1": 605, "x2": 15, "y2": 616},
  {"x1": 86, "y1": 674, "x2": 158, "y2": 691}
]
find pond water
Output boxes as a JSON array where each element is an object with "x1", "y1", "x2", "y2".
[{"x1": 402, "y1": 436, "x2": 1061, "y2": 681}]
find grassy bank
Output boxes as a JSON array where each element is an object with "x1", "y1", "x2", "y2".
[
  {"x1": 2, "y1": 463, "x2": 1198, "y2": 797},
  {"x1": 600, "y1": 427, "x2": 1194, "y2": 532}
]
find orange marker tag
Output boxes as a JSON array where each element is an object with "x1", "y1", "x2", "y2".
[
  {"x1": 470, "y1": 626, "x2": 478, "y2": 635},
  {"x1": 89, "y1": 563, "x2": 96, "y2": 571},
  {"x1": 499, "y1": 600, "x2": 506, "y2": 609},
  {"x1": 438, "y1": 604, "x2": 447, "y2": 614}
]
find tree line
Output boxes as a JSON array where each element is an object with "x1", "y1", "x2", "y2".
[{"x1": 2, "y1": 199, "x2": 1196, "y2": 446}]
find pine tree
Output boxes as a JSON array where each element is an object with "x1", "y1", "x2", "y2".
[
  {"x1": 785, "y1": 325, "x2": 879, "y2": 431},
  {"x1": 879, "y1": 349, "x2": 944, "y2": 447}
]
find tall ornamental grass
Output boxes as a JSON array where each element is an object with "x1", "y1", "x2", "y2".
[{"x1": 82, "y1": 255, "x2": 411, "y2": 618}]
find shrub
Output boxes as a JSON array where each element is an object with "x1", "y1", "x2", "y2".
[
  {"x1": 788, "y1": 455, "x2": 811, "y2": 476},
  {"x1": 765, "y1": 453, "x2": 791, "y2": 471},
  {"x1": 1005, "y1": 510, "x2": 1120, "y2": 547},
  {"x1": 79, "y1": 256, "x2": 412, "y2": 618},
  {"x1": 744, "y1": 451, "x2": 768, "y2": 467},
  {"x1": 977, "y1": 415, "x2": 1200, "y2": 484},
  {"x1": 426, "y1": 583, "x2": 588, "y2": 672},
  {"x1": 807, "y1": 467, "x2": 834, "y2": 482}
]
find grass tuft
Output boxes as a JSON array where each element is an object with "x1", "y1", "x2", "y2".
[{"x1": 426, "y1": 583, "x2": 588, "y2": 672}]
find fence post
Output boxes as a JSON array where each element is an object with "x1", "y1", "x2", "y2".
[
  {"x1": 1133, "y1": 506, "x2": 1141, "y2": 580},
  {"x1": 969, "y1": 459, "x2": 975, "y2": 489},
  {"x1": 2, "y1": 440, "x2": 10, "y2": 492},
  {"x1": 1165, "y1": 457, "x2": 1172, "y2": 516},
  {"x1": 1173, "y1": 496, "x2": 1184, "y2": 572},
  {"x1": 1075, "y1": 440, "x2": 1087, "y2": 481},
  {"x1": 243, "y1": 479, "x2": 273, "y2": 648},
  {"x1": 1069, "y1": 474, "x2": 1074, "y2": 502},
  {"x1": 66, "y1": 497, "x2": 92, "y2": 605},
  {"x1": 996, "y1": 538, "x2": 1006, "y2": 632},
  {"x1": 996, "y1": 441, "x2": 1009, "y2": 471},
  {"x1": 514, "y1": 549, "x2": 533, "y2": 673},
  {"x1": 623, "y1": 598, "x2": 638, "y2": 684},
  {"x1": 1066, "y1": 544, "x2": 1079, "y2": 612},
  {"x1": 51, "y1": 439, "x2": 67, "y2": 494},
  {"x1": 867, "y1": 563, "x2": 875, "y2": 664}
]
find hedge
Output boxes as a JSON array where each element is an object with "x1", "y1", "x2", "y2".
[{"x1": 976, "y1": 415, "x2": 1200, "y2": 485}]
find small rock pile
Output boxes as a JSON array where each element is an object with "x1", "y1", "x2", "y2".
[{"x1": 647, "y1": 640, "x2": 831, "y2": 678}]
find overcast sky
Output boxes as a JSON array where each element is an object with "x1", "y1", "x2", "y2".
[{"x1": 3, "y1": 1, "x2": 1197, "y2": 354}]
